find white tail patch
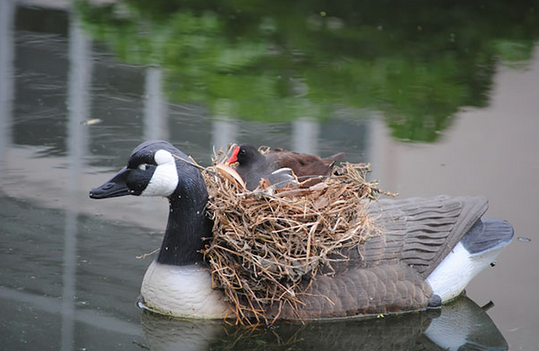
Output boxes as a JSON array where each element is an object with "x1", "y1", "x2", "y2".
[{"x1": 426, "y1": 242, "x2": 505, "y2": 302}]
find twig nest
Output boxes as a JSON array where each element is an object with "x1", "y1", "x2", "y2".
[{"x1": 201, "y1": 149, "x2": 385, "y2": 325}]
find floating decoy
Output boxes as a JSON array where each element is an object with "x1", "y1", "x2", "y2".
[{"x1": 89, "y1": 140, "x2": 514, "y2": 320}]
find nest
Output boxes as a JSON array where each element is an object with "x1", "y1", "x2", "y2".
[{"x1": 199, "y1": 148, "x2": 385, "y2": 325}]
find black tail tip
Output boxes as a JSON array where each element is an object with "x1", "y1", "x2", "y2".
[
  {"x1": 462, "y1": 218, "x2": 514, "y2": 254},
  {"x1": 428, "y1": 294, "x2": 443, "y2": 308}
]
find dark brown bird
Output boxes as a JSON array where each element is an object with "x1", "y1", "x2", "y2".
[{"x1": 226, "y1": 144, "x2": 345, "y2": 190}]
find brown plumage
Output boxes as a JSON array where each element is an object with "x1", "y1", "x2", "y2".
[{"x1": 226, "y1": 144, "x2": 345, "y2": 190}]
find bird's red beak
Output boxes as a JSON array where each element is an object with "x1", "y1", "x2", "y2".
[{"x1": 226, "y1": 145, "x2": 240, "y2": 165}]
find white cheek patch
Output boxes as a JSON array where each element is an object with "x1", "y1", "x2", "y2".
[{"x1": 141, "y1": 149, "x2": 179, "y2": 197}]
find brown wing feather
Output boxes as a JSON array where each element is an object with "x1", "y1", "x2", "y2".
[
  {"x1": 362, "y1": 195, "x2": 488, "y2": 277},
  {"x1": 267, "y1": 151, "x2": 336, "y2": 178}
]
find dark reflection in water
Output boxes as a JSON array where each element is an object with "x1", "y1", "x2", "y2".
[
  {"x1": 140, "y1": 297, "x2": 507, "y2": 351},
  {"x1": 1, "y1": 1, "x2": 538, "y2": 351},
  {"x1": 75, "y1": 0, "x2": 539, "y2": 141},
  {"x1": 9, "y1": 5, "x2": 371, "y2": 166},
  {"x1": 0, "y1": 195, "x2": 151, "y2": 350}
]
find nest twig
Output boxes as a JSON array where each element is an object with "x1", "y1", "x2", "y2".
[{"x1": 196, "y1": 147, "x2": 386, "y2": 326}]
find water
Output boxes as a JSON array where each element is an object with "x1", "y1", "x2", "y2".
[{"x1": 1, "y1": 1, "x2": 538, "y2": 350}]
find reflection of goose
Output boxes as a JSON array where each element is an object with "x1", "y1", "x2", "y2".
[
  {"x1": 225, "y1": 143, "x2": 345, "y2": 190},
  {"x1": 139, "y1": 296, "x2": 507, "y2": 351},
  {"x1": 89, "y1": 140, "x2": 513, "y2": 320},
  {"x1": 424, "y1": 298, "x2": 508, "y2": 351}
]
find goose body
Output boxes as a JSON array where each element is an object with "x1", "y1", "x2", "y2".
[{"x1": 90, "y1": 141, "x2": 513, "y2": 320}]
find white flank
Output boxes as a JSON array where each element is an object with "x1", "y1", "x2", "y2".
[
  {"x1": 141, "y1": 149, "x2": 179, "y2": 197},
  {"x1": 426, "y1": 242, "x2": 505, "y2": 302},
  {"x1": 141, "y1": 260, "x2": 230, "y2": 318}
]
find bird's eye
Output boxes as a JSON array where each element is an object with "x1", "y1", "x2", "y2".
[{"x1": 138, "y1": 163, "x2": 150, "y2": 171}]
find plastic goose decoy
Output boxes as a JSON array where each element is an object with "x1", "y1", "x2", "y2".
[{"x1": 89, "y1": 140, "x2": 514, "y2": 320}]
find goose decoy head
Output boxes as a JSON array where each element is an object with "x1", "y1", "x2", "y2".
[
  {"x1": 89, "y1": 140, "x2": 191, "y2": 199},
  {"x1": 90, "y1": 140, "x2": 212, "y2": 266}
]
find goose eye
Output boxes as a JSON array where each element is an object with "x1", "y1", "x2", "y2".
[{"x1": 138, "y1": 163, "x2": 150, "y2": 171}]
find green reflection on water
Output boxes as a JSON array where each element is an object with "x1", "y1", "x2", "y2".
[{"x1": 77, "y1": 0, "x2": 538, "y2": 141}]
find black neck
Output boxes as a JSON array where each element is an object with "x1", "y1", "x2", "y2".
[{"x1": 156, "y1": 186, "x2": 212, "y2": 266}]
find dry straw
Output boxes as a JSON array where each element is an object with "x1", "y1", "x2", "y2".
[{"x1": 194, "y1": 147, "x2": 385, "y2": 326}]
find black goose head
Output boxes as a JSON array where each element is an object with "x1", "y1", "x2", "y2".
[
  {"x1": 90, "y1": 140, "x2": 196, "y2": 200},
  {"x1": 226, "y1": 144, "x2": 264, "y2": 166},
  {"x1": 90, "y1": 140, "x2": 211, "y2": 265}
]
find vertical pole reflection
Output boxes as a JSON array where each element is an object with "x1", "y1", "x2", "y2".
[
  {"x1": 143, "y1": 67, "x2": 168, "y2": 214},
  {"x1": 292, "y1": 117, "x2": 319, "y2": 154},
  {"x1": 143, "y1": 67, "x2": 169, "y2": 141},
  {"x1": 62, "y1": 12, "x2": 92, "y2": 351},
  {"x1": 212, "y1": 117, "x2": 237, "y2": 152},
  {"x1": 212, "y1": 99, "x2": 237, "y2": 152},
  {"x1": 61, "y1": 210, "x2": 78, "y2": 351},
  {"x1": 0, "y1": 0, "x2": 15, "y2": 179}
]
